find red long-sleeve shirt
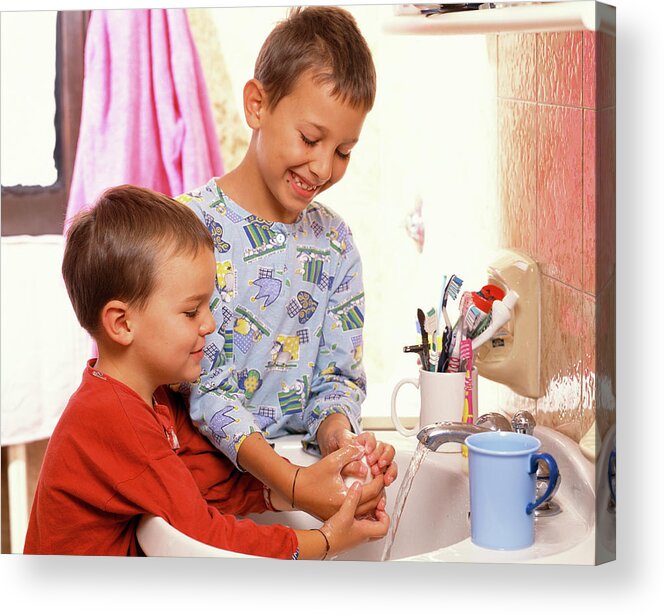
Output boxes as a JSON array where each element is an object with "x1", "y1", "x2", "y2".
[{"x1": 24, "y1": 362, "x2": 298, "y2": 558}]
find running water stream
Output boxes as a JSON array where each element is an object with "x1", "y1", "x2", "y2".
[{"x1": 381, "y1": 442, "x2": 431, "y2": 561}]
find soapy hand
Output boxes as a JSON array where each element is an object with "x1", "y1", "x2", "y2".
[
  {"x1": 320, "y1": 480, "x2": 390, "y2": 559},
  {"x1": 317, "y1": 415, "x2": 398, "y2": 488},
  {"x1": 295, "y1": 444, "x2": 387, "y2": 521},
  {"x1": 350, "y1": 431, "x2": 398, "y2": 488}
]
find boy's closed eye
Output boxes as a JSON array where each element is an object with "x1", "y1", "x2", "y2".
[
  {"x1": 299, "y1": 132, "x2": 352, "y2": 161},
  {"x1": 184, "y1": 308, "x2": 200, "y2": 318}
]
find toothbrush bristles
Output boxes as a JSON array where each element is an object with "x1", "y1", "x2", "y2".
[
  {"x1": 443, "y1": 274, "x2": 464, "y2": 307},
  {"x1": 448, "y1": 275, "x2": 464, "y2": 301}
]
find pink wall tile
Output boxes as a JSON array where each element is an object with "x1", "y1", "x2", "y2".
[
  {"x1": 581, "y1": 293, "x2": 596, "y2": 438},
  {"x1": 583, "y1": 31, "x2": 597, "y2": 108},
  {"x1": 537, "y1": 31, "x2": 583, "y2": 107},
  {"x1": 498, "y1": 32, "x2": 537, "y2": 101},
  {"x1": 536, "y1": 276, "x2": 583, "y2": 440},
  {"x1": 597, "y1": 107, "x2": 616, "y2": 291},
  {"x1": 583, "y1": 109, "x2": 596, "y2": 294},
  {"x1": 583, "y1": 31, "x2": 616, "y2": 109},
  {"x1": 499, "y1": 100, "x2": 538, "y2": 256},
  {"x1": 595, "y1": 275, "x2": 616, "y2": 439},
  {"x1": 583, "y1": 107, "x2": 616, "y2": 295},
  {"x1": 537, "y1": 104, "x2": 584, "y2": 290},
  {"x1": 581, "y1": 277, "x2": 616, "y2": 441}
]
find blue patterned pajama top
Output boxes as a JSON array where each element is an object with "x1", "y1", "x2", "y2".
[{"x1": 177, "y1": 178, "x2": 366, "y2": 469}]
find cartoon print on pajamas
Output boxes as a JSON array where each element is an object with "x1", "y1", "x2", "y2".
[
  {"x1": 237, "y1": 368, "x2": 263, "y2": 400},
  {"x1": 286, "y1": 291, "x2": 318, "y2": 324},
  {"x1": 328, "y1": 221, "x2": 350, "y2": 255},
  {"x1": 203, "y1": 211, "x2": 230, "y2": 253},
  {"x1": 209, "y1": 405, "x2": 235, "y2": 444},
  {"x1": 242, "y1": 217, "x2": 287, "y2": 262},
  {"x1": 268, "y1": 335, "x2": 300, "y2": 369},
  {"x1": 277, "y1": 378, "x2": 307, "y2": 416},
  {"x1": 330, "y1": 293, "x2": 365, "y2": 332},
  {"x1": 216, "y1": 260, "x2": 236, "y2": 301},
  {"x1": 232, "y1": 306, "x2": 271, "y2": 355},
  {"x1": 295, "y1": 246, "x2": 331, "y2": 292},
  {"x1": 250, "y1": 267, "x2": 282, "y2": 309}
]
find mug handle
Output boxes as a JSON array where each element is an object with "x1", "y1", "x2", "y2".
[
  {"x1": 526, "y1": 453, "x2": 559, "y2": 515},
  {"x1": 390, "y1": 378, "x2": 420, "y2": 437}
]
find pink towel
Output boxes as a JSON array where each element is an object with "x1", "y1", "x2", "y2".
[{"x1": 65, "y1": 9, "x2": 223, "y2": 229}]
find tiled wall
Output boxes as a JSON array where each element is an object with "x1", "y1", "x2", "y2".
[{"x1": 496, "y1": 29, "x2": 615, "y2": 443}]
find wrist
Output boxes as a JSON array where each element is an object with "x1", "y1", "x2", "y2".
[
  {"x1": 237, "y1": 432, "x2": 295, "y2": 497},
  {"x1": 316, "y1": 413, "x2": 353, "y2": 456},
  {"x1": 313, "y1": 527, "x2": 331, "y2": 560}
]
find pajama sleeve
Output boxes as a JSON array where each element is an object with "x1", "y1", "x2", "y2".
[
  {"x1": 301, "y1": 221, "x2": 366, "y2": 454},
  {"x1": 180, "y1": 196, "x2": 264, "y2": 469}
]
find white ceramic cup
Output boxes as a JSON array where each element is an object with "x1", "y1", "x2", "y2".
[{"x1": 390, "y1": 368, "x2": 478, "y2": 451}]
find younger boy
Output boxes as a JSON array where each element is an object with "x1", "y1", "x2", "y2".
[
  {"x1": 24, "y1": 185, "x2": 389, "y2": 558},
  {"x1": 178, "y1": 6, "x2": 397, "y2": 522}
]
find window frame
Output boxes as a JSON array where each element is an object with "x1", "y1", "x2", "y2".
[{"x1": 1, "y1": 11, "x2": 89, "y2": 236}]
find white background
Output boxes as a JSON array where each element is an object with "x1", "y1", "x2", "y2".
[{"x1": 1, "y1": 0, "x2": 662, "y2": 612}]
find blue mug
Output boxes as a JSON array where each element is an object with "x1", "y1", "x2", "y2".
[{"x1": 465, "y1": 431, "x2": 559, "y2": 550}]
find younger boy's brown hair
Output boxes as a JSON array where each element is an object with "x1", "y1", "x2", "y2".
[
  {"x1": 254, "y1": 5, "x2": 376, "y2": 112},
  {"x1": 62, "y1": 185, "x2": 214, "y2": 335}
]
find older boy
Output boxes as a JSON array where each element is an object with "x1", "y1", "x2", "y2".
[
  {"x1": 24, "y1": 185, "x2": 389, "y2": 558},
  {"x1": 178, "y1": 6, "x2": 397, "y2": 521}
]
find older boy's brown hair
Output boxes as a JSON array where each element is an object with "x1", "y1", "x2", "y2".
[
  {"x1": 254, "y1": 5, "x2": 376, "y2": 111},
  {"x1": 62, "y1": 185, "x2": 214, "y2": 335}
]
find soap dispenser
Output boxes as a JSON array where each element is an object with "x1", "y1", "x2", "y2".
[{"x1": 474, "y1": 249, "x2": 541, "y2": 398}]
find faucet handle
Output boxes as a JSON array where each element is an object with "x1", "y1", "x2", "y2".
[
  {"x1": 475, "y1": 412, "x2": 513, "y2": 432},
  {"x1": 511, "y1": 410, "x2": 536, "y2": 435}
]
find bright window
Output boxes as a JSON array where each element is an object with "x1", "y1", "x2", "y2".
[{"x1": 1, "y1": 11, "x2": 58, "y2": 187}]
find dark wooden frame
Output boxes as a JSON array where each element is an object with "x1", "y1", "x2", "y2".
[{"x1": 1, "y1": 11, "x2": 89, "y2": 236}]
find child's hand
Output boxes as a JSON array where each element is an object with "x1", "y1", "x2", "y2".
[
  {"x1": 319, "y1": 481, "x2": 390, "y2": 559},
  {"x1": 342, "y1": 431, "x2": 398, "y2": 489},
  {"x1": 296, "y1": 444, "x2": 387, "y2": 521}
]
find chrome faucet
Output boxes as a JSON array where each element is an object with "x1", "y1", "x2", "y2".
[
  {"x1": 417, "y1": 412, "x2": 514, "y2": 452},
  {"x1": 417, "y1": 410, "x2": 562, "y2": 516}
]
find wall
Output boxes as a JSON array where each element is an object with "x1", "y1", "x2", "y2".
[{"x1": 496, "y1": 29, "x2": 616, "y2": 443}]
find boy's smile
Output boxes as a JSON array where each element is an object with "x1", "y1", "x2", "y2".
[{"x1": 221, "y1": 71, "x2": 368, "y2": 223}]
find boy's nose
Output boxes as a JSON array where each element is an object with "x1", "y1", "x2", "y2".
[
  {"x1": 200, "y1": 308, "x2": 216, "y2": 336},
  {"x1": 309, "y1": 150, "x2": 334, "y2": 184}
]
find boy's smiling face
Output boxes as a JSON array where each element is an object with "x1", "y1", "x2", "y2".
[
  {"x1": 128, "y1": 247, "x2": 217, "y2": 396},
  {"x1": 249, "y1": 71, "x2": 367, "y2": 223}
]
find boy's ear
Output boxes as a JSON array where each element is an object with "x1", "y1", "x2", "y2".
[
  {"x1": 243, "y1": 78, "x2": 266, "y2": 130},
  {"x1": 100, "y1": 300, "x2": 134, "y2": 346}
]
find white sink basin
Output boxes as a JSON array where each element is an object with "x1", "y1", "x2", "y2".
[
  {"x1": 247, "y1": 441, "x2": 471, "y2": 561},
  {"x1": 248, "y1": 425, "x2": 597, "y2": 563}
]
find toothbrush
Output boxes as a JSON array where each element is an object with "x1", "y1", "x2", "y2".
[
  {"x1": 441, "y1": 275, "x2": 464, "y2": 330},
  {"x1": 460, "y1": 338, "x2": 474, "y2": 424},
  {"x1": 435, "y1": 275, "x2": 448, "y2": 345},
  {"x1": 416, "y1": 308, "x2": 430, "y2": 371},
  {"x1": 446, "y1": 320, "x2": 463, "y2": 373},
  {"x1": 424, "y1": 307, "x2": 438, "y2": 368},
  {"x1": 460, "y1": 338, "x2": 474, "y2": 458},
  {"x1": 436, "y1": 325, "x2": 452, "y2": 372}
]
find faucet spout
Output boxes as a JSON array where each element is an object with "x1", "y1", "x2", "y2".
[
  {"x1": 417, "y1": 421, "x2": 491, "y2": 452},
  {"x1": 417, "y1": 413, "x2": 514, "y2": 452}
]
